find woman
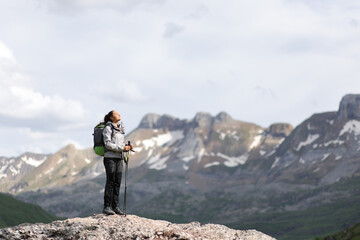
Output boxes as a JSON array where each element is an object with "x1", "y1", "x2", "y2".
[{"x1": 102, "y1": 110, "x2": 133, "y2": 215}]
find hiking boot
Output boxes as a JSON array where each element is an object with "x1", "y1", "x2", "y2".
[
  {"x1": 113, "y1": 206, "x2": 125, "y2": 215},
  {"x1": 103, "y1": 206, "x2": 115, "y2": 215}
]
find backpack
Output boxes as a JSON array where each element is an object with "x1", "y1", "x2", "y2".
[{"x1": 93, "y1": 123, "x2": 113, "y2": 156}]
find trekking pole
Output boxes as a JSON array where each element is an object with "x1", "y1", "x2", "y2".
[{"x1": 123, "y1": 141, "x2": 135, "y2": 216}]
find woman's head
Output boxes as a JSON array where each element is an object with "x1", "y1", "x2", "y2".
[{"x1": 104, "y1": 110, "x2": 121, "y2": 123}]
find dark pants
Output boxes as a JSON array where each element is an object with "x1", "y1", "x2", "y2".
[{"x1": 103, "y1": 157, "x2": 123, "y2": 208}]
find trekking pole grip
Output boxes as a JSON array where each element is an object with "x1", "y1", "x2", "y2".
[{"x1": 128, "y1": 141, "x2": 135, "y2": 152}]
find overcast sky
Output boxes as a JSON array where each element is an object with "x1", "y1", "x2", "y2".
[{"x1": 0, "y1": 0, "x2": 360, "y2": 157}]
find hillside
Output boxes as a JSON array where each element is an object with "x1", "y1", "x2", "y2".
[
  {"x1": 0, "y1": 192, "x2": 59, "y2": 228},
  {"x1": 0, "y1": 214, "x2": 275, "y2": 240},
  {"x1": 316, "y1": 221, "x2": 360, "y2": 240}
]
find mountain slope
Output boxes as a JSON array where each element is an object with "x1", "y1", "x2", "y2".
[
  {"x1": 0, "y1": 192, "x2": 60, "y2": 228},
  {"x1": 316, "y1": 221, "x2": 360, "y2": 240},
  {"x1": 7, "y1": 144, "x2": 103, "y2": 194},
  {"x1": 0, "y1": 153, "x2": 48, "y2": 192}
]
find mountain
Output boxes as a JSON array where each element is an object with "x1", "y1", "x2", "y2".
[
  {"x1": 0, "y1": 153, "x2": 48, "y2": 192},
  {"x1": 0, "y1": 192, "x2": 59, "y2": 228},
  {"x1": 266, "y1": 94, "x2": 360, "y2": 186},
  {"x1": 1, "y1": 145, "x2": 104, "y2": 194},
  {"x1": 0, "y1": 214, "x2": 275, "y2": 240},
  {"x1": 1, "y1": 93, "x2": 360, "y2": 240}
]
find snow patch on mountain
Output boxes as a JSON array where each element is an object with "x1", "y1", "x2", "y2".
[
  {"x1": 219, "y1": 132, "x2": 226, "y2": 140},
  {"x1": 84, "y1": 158, "x2": 91, "y2": 164},
  {"x1": 197, "y1": 148, "x2": 205, "y2": 163},
  {"x1": 21, "y1": 156, "x2": 47, "y2": 167},
  {"x1": 340, "y1": 120, "x2": 360, "y2": 136},
  {"x1": 323, "y1": 139, "x2": 344, "y2": 147},
  {"x1": 307, "y1": 123, "x2": 316, "y2": 130},
  {"x1": 57, "y1": 158, "x2": 64, "y2": 164},
  {"x1": 321, "y1": 153, "x2": 331, "y2": 162},
  {"x1": 249, "y1": 131, "x2": 263, "y2": 149},
  {"x1": 217, "y1": 152, "x2": 248, "y2": 167},
  {"x1": 0, "y1": 162, "x2": 10, "y2": 179},
  {"x1": 147, "y1": 154, "x2": 169, "y2": 170},
  {"x1": 9, "y1": 165, "x2": 19, "y2": 175},
  {"x1": 204, "y1": 161, "x2": 220, "y2": 168},
  {"x1": 140, "y1": 130, "x2": 184, "y2": 151},
  {"x1": 182, "y1": 156, "x2": 195, "y2": 162},
  {"x1": 295, "y1": 134, "x2": 320, "y2": 151},
  {"x1": 44, "y1": 167, "x2": 54, "y2": 175},
  {"x1": 132, "y1": 147, "x2": 143, "y2": 152},
  {"x1": 271, "y1": 157, "x2": 281, "y2": 169}
]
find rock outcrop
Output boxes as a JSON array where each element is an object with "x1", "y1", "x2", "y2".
[
  {"x1": 0, "y1": 214, "x2": 275, "y2": 240},
  {"x1": 266, "y1": 123, "x2": 293, "y2": 138},
  {"x1": 337, "y1": 94, "x2": 360, "y2": 120}
]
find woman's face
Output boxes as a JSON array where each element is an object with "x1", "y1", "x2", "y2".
[{"x1": 110, "y1": 111, "x2": 121, "y2": 123}]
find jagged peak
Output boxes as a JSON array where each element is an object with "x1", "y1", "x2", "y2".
[
  {"x1": 193, "y1": 112, "x2": 213, "y2": 128},
  {"x1": 337, "y1": 94, "x2": 360, "y2": 120},
  {"x1": 138, "y1": 113, "x2": 185, "y2": 130},
  {"x1": 138, "y1": 113, "x2": 161, "y2": 128},
  {"x1": 194, "y1": 112, "x2": 212, "y2": 120},
  {"x1": 59, "y1": 144, "x2": 77, "y2": 152},
  {"x1": 215, "y1": 111, "x2": 233, "y2": 122}
]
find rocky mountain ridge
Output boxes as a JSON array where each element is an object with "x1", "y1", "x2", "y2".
[
  {"x1": 0, "y1": 214, "x2": 275, "y2": 240},
  {"x1": 0, "y1": 110, "x2": 293, "y2": 194}
]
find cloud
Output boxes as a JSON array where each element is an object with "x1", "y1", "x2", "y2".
[
  {"x1": 97, "y1": 80, "x2": 147, "y2": 103},
  {"x1": 37, "y1": 0, "x2": 166, "y2": 15},
  {"x1": 0, "y1": 41, "x2": 16, "y2": 63},
  {"x1": 163, "y1": 22, "x2": 185, "y2": 38},
  {"x1": 18, "y1": 127, "x2": 59, "y2": 140},
  {"x1": 0, "y1": 40, "x2": 85, "y2": 130}
]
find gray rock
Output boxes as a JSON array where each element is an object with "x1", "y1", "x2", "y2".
[
  {"x1": 337, "y1": 94, "x2": 360, "y2": 120},
  {"x1": 0, "y1": 214, "x2": 276, "y2": 240}
]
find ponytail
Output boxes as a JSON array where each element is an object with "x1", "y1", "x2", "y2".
[{"x1": 103, "y1": 110, "x2": 115, "y2": 123}]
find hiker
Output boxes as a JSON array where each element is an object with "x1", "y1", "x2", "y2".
[{"x1": 102, "y1": 110, "x2": 133, "y2": 215}]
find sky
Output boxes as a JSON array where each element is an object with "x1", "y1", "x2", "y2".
[{"x1": 0, "y1": 0, "x2": 360, "y2": 157}]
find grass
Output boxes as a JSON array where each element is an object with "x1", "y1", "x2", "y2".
[
  {"x1": 0, "y1": 192, "x2": 61, "y2": 228},
  {"x1": 315, "y1": 222, "x2": 360, "y2": 240}
]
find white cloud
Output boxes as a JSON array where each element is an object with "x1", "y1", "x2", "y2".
[
  {"x1": 0, "y1": 40, "x2": 85, "y2": 127},
  {"x1": 0, "y1": 41, "x2": 16, "y2": 63},
  {"x1": 18, "y1": 128, "x2": 59, "y2": 140},
  {"x1": 38, "y1": 0, "x2": 165, "y2": 15},
  {"x1": 98, "y1": 80, "x2": 147, "y2": 103}
]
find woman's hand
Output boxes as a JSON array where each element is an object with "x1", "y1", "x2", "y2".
[{"x1": 124, "y1": 146, "x2": 131, "y2": 151}]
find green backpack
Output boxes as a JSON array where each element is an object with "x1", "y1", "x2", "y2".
[{"x1": 93, "y1": 123, "x2": 113, "y2": 156}]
